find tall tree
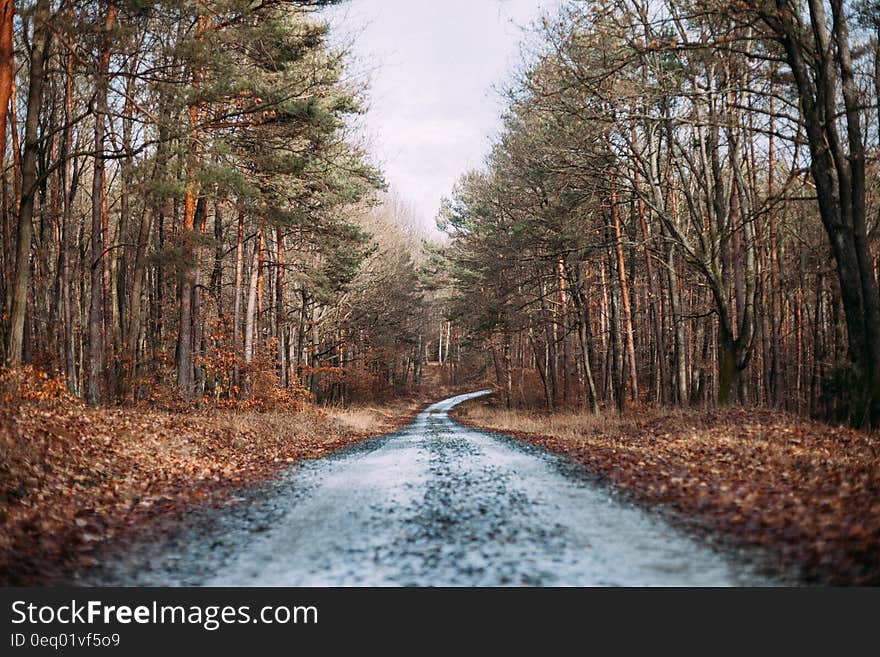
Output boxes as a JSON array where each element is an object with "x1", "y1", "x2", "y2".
[
  {"x1": 741, "y1": 0, "x2": 880, "y2": 425},
  {"x1": 8, "y1": 0, "x2": 52, "y2": 365}
]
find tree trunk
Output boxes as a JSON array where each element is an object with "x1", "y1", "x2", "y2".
[
  {"x1": 8, "y1": 0, "x2": 51, "y2": 365},
  {"x1": 175, "y1": 13, "x2": 206, "y2": 399},
  {"x1": 716, "y1": 323, "x2": 741, "y2": 407},
  {"x1": 86, "y1": 2, "x2": 115, "y2": 403},
  {"x1": 232, "y1": 210, "x2": 244, "y2": 388},
  {"x1": 191, "y1": 196, "x2": 207, "y2": 396},
  {"x1": 762, "y1": 0, "x2": 880, "y2": 425},
  {"x1": 633, "y1": 168, "x2": 667, "y2": 404},
  {"x1": 575, "y1": 309, "x2": 599, "y2": 413},
  {"x1": 610, "y1": 183, "x2": 638, "y2": 403},
  {"x1": 275, "y1": 226, "x2": 286, "y2": 385},
  {"x1": 212, "y1": 202, "x2": 223, "y2": 313},
  {"x1": 60, "y1": 42, "x2": 77, "y2": 393},
  {"x1": 244, "y1": 229, "x2": 262, "y2": 364},
  {"x1": 125, "y1": 127, "x2": 167, "y2": 368},
  {"x1": 529, "y1": 327, "x2": 552, "y2": 411},
  {"x1": 566, "y1": 263, "x2": 599, "y2": 413},
  {"x1": 0, "y1": 0, "x2": 13, "y2": 176},
  {"x1": 0, "y1": 0, "x2": 11, "y2": 323}
]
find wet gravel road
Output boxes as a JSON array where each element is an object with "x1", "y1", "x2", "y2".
[{"x1": 79, "y1": 391, "x2": 774, "y2": 586}]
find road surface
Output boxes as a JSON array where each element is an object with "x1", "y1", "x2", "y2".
[{"x1": 80, "y1": 391, "x2": 774, "y2": 586}]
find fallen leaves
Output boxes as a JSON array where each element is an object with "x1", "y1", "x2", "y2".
[
  {"x1": 456, "y1": 404, "x2": 880, "y2": 585},
  {"x1": 0, "y1": 398, "x2": 417, "y2": 585}
]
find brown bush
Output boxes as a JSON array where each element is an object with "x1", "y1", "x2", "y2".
[{"x1": 0, "y1": 365, "x2": 75, "y2": 408}]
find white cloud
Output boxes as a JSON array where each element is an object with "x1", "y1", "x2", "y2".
[{"x1": 326, "y1": 0, "x2": 560, "y2": 236}]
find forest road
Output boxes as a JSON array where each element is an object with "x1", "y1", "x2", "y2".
[{"x1": 81, "y1": 391, "x2": 774, "y2": 586}]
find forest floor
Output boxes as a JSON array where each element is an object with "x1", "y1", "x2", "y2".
[
  {"x1": 453, "y1": 400, "x2": 880, "y2": 585},
  {"x1": 0, "y1": 396, "x2": 421, "y2": 585}
]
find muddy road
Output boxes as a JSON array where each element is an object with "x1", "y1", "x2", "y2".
[{"x1": 78, "y1": 392, "x2": 775, "y2": 586}]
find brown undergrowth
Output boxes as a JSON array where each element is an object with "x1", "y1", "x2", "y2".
[
  {"x1": 453, "y1": 400, "x2": 880, "y2": 585},
  {"x1": 0, "y1": 383, "x2": 418, "y2": 585}
]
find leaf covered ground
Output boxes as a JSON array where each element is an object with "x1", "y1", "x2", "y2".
[
  {"x1": 454, "y1": 402, "x2": 880, "y2": 585},
  {"x1": 0, "y1": 397, "x2": 417, "y2": 585}
]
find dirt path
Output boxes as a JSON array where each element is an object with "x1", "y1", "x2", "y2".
[{"x1": 76, "y1": 392, "x2": 777, "y2": 586}]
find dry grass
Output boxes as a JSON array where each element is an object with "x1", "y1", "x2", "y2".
[
  {"x1": 321, "y1": 403, "x2": 418, "y2": 434},
  {"x1": 454, "y1": 400, "x2": 880, "y2": 584},
  {"x1": 454, "y1": 404, "x2": 647, "y2": 440}
]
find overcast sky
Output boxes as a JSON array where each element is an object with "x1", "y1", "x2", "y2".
[{"x1": 325, "y1": 0, "x2": 559, "y2": 236}]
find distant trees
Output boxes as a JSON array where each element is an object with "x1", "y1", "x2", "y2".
[
  {"x1": 0, "y1": 0, "x2": 428, "y2": 406},
  {"x1": 440, "y1": 0, "x2": 880, "y2": 426}
]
